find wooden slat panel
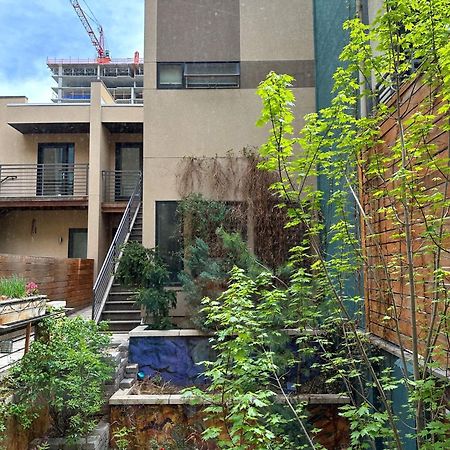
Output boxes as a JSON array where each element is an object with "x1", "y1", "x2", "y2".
[
  {"x1": 0, "y1": 254, "x2": 94, "y2": 310},
  {"x1": 361, "y1": 78, "x2": 450, "y2": 367}
]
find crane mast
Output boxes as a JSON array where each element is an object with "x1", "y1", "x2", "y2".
[{"x1": 70, "y1": 0, "x2": 110, "y2": 63}]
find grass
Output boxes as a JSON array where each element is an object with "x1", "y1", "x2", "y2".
[{"x1": 0, "y1": 275, "x2": 27, "y2": 299}]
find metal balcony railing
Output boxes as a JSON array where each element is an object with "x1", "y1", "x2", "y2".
[
  {"x1": 0, "y1": 164, "x2": 89, "y2": 198},
  {"x1": 102, "y1": 170, "x2": 141, "y2": 202}
]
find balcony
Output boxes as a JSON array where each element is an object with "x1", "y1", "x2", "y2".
[
  {"x1": 102, "y1": 170, "x2": 141, "y2": 212},
  {"x1": 0, "y1": 164, "x2": 89, "y2": 209}
]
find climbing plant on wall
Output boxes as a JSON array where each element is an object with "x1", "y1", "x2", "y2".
[{"x1": 177, "y1": 151, "x2": 306, "y2": 270}]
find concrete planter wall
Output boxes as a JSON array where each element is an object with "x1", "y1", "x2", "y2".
[
  {"x1": 117, "y1": 327, "x2": 352, "y2": 449},
  {"x1": 0, "y1": 295, "x2": 47, "y2": 325},
  {"x1": 109, "y1": 388, "x2": 351, "y2": 449},
  {"x1": 128, "y1": 327, "x2": 324, "y2": 389},
  {"x1": 128, "y1": 327, "x2": 214, "y2": 386},
  {"x1": 30, "y1": 418, "x2": 109, "y2": 450}
]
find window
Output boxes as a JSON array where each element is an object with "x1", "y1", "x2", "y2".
[
  {"x1": 157, "y1": 62, "x2": 240, "y2": 89},
  {"x1": 37, "y1": 143, "x2": 75, "y2": 196},
  {"x1": 155, "y1": 201, "x2": 183, "y2": 282},
  {"x1": 68, "y1": 228, "x2": 87, "y2": 258},
  {"x1": 158, "y1": 64, "x2": 183, "y2": 88}
]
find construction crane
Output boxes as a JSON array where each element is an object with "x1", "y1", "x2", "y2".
[{"x1": 69, "y1": 0, "x2": 111, "y2": 63}]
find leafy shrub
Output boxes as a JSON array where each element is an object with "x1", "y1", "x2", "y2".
[
  {"x1": 186, "y1": 267, "x2": 297, "y2": 449},
  {"x1": 179, "y1": 227, "x2": 261, "y2": 329},
  {"x1": 0, "y1": 276, "x2": 27, "y2": 299},
  {"x1": 116, "y1": 242, "x2": 176, "y2": 329},
  {"x1": 9, "y1": 316, "x2": 112, "y2": 441},
  {"x1": 0, "y1": 277, "x2": 40, "y2": 299}
]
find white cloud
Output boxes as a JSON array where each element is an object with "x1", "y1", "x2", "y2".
[{"x1": 0, "y1": 69, "x2": 53, "y2": 103}]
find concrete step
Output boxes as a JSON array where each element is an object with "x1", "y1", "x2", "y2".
[
  {"x1": 119, "y1": 377, "x2": 135, "y2": 389},
  {"x1": 102, "y1": 310, "x2": 141, "y2": 319},
  {"x1": 105, "y1": 320, "x2": 142, "y2": 332},
  {"x1": 108, "y1": 291, "x2": 137, "y2": 298},
  {"x1": 125, "y1": 363, "x2": 139, "y2": 377},
  {"x1": 104, "y1": 300, "x2": 139, "y2": 311}
]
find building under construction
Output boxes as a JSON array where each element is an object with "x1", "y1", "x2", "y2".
[
  {"x1": 47, "y1": 57, "x2": 144, "y2": 104},
  {"x1": 45, "y1": 1, "x2": 143, "y2": 104}
]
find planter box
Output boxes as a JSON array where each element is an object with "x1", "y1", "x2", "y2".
[
  {"x1": 0, "y1": 295, "x2": 47, "y2": 325},
  {"x1": 109, "y1": 389, "x2": 350, "y2": 449},
  {"x1": 30, "y1": 418, "x2": 109, "y2": 450}
]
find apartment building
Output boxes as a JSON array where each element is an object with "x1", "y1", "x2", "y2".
[{"x1": 0, "y1": 0, "x2": 316, "y2": 326}]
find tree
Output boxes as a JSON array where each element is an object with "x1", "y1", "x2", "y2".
[{"x1": 254, "y1": 1, "x2": 450, "y2": 448}]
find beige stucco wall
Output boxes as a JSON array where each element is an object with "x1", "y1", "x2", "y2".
[
  {"x1": 142, "y1": 0, "x2": 316, "y2": 248},
  {"x1": 0, "y1": 97, "x2": 89, "y2": 165},
  {"x1": 6, "y1": 104, "x2": 89, "y2": 127},
  {"x1": 101, "y1": 105, "x2": 143, "y2": 123},
  {"x1": 142, "y1": 86, "x2": 314, "y2": 247},
  {"x1": 240, "y1": 0, "x2": 314, "y2": 61},
  {"x1": 87, "y1": 82, "x2": 112, "y2": 273},
  {"x1": 0, "y1": 97, "x2": 28, "y2": 164},
  {"x1": 367, "y1": 0, "x2": 383, "y2": 24},
  {"x1": 0, "y1": 210, "x2": 87, "y2": 258}
]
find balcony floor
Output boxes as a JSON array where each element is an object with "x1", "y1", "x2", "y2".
[
  {"x1": 101, "y1": 202, "x2": 127, "y2": 213},
  {"x1": 0, "y1": 196, "x2": 88, "y2": 209}
]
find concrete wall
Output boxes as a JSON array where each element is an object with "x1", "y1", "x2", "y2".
[
  {"x1": 0, "y1": 100, "x2": 89, "y2": 166},
  {"x1": 0, "y1": 210, "x2": 88, "y2": 258},
  {"x1": 157, "y1": 0, "x2": 240, "y2": 62},
  {"x1": 143, "y1": 0, "x2": 316, "y2": 247}
]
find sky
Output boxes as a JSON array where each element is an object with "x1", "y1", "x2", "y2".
[{"x1": 0, "y1": 0, "x2": 145, "y2": 102}]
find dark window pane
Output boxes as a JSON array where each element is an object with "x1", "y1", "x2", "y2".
[
  {"x1": 184, "y1": 62, "x2": 239, "y2": 75},
  {"x1": 156, "y1": 201, "x2": 183, "y2": 282},
  {"x1": 68, "y1": 228, "x2": 87, "y2": 258},
  {"x1": 157, "y1": 62, "x2": 240, "y2": 89}
]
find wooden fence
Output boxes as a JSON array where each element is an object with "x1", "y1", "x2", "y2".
[
  {"x1": 360, "y1": 78, "x2": 450, "y2": 367},
  {"x1": 0, "y1": 254, "x2": 93, "y2": 310}
]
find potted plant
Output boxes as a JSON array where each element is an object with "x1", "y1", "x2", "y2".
[{"x1": 0, "y1": 276, "x2": 47, "y2": 325}]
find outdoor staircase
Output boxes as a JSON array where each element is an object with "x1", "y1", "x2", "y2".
[{"x1": 100, "y1": 209, "x2": 142, "y2": 332}]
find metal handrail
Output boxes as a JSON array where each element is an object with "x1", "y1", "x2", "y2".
[
  {"x1": 92, "y1": 173, "x2": 142, "y2": 322},
  {"x1": 0, "y1": 164, "x2": 89, "y2": 198}
]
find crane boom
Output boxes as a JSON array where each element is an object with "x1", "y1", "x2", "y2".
[{"x1": 70, "y1": 0, "x2": 110, "y2": 63}]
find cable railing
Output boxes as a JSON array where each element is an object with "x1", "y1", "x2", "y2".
[
  {"x1": 92, "y1": 173, "x2": 142, "y2": 322},
  {"x1": 0, "y1": 164, "x2": 89, "y2": 198},
  {"x1": 102, "y1": 170, "x2": 141, "y2": 202}
]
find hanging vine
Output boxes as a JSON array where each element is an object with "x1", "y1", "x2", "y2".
[{"x1": 177, "y1": 149, "x2": 306, "y2": 269}]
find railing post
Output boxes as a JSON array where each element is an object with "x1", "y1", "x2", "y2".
[
  {"x1": 102, "y1": 171, "x2": 106, "y2": 203},
  {"x1": 86, "y1": 164, "x2": 89, "y2": 196}
]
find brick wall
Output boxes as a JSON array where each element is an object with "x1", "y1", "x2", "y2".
[
  {"x1": 0, "y1": 254, "x2": 93, "y2": 310},
  {"x1": 360, "y1": 78, "x2": 450, "y2": 366}
]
